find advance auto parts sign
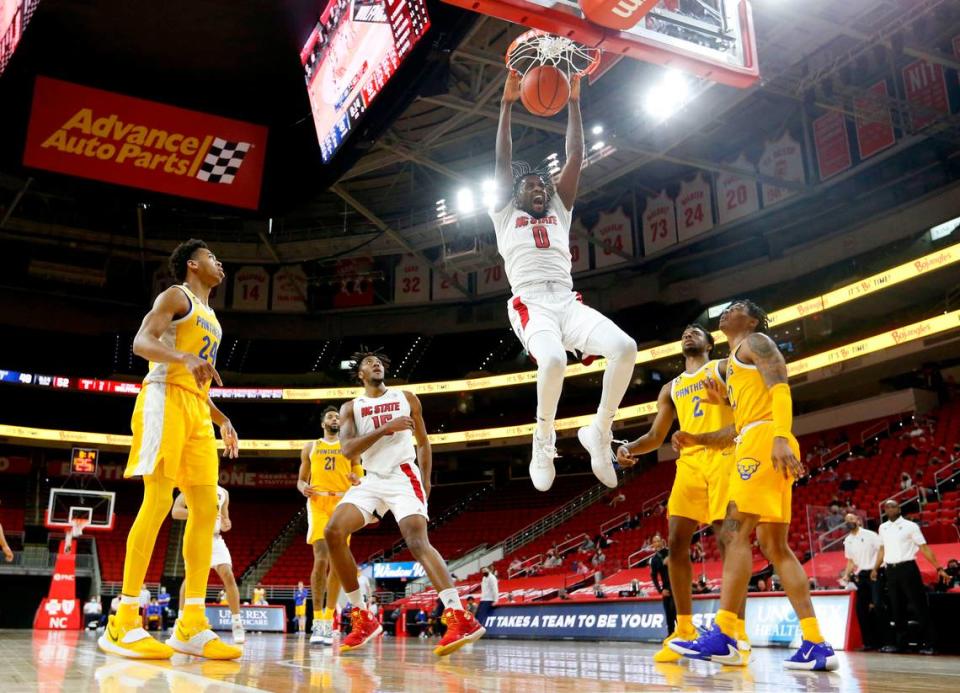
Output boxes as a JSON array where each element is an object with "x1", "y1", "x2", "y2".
[{"x1": 24, "y1": 77, "x2": 267, "y2": 210}]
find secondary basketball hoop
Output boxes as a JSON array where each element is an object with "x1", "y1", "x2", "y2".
[{"x1": 505, "y1": 29, "x2": 602, "y2": 80}]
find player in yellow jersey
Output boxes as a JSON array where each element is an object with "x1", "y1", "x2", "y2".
[
  {"x1": 98, "y1": 239, "x2": 241, "y2": 661},
  {"x1": 298, "y1": 405, "x2": 363, "y2": 646},
  {"x1": 669, "y1": 300, "x2": 838, "y2": 671},
  {"x1": 616, "y1": 325, "x2": 748, "y2": 662}
]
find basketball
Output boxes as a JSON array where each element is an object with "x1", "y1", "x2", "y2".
[{"x1": 520, "y1": 65, "x2": 570, "y2": 117}]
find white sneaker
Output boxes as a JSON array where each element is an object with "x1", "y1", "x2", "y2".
[
  {"x1": 310, "y1": 619, "x2": 323, "y2": 645},
  {"x1": 232, "y1": 620, "x2": 245, "y2": 644},
  {"x1": 321, "y1": 620, "x2": 334, "y2": 646},
  {"x1": 578, "y1": 425, "x2": 617, "y2": 487},
  {"x1": 530, "y1": 429, "x2": 558, "y2": 491}
]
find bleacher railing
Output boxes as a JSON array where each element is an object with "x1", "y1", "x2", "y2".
[
  {"x1": 860, "y1": 420, "x2": 890, "y2": 443},
  {"x1": 880, "y1": 486, "x2": 921, "y2": 519},
  {"x1": 601, "y1": 512, "x2": 630, "y2": 535},
  {"x1": 501, "y1": 481, "x2": 612, "y2": 557},
  {"x1": 628, "y1": 547, "x2": 656, "y2": 568},
  {"x1": 641, "y1": 490, "x2": 669, "y2": 516},
  {"x1": 933, "y1": 458, "x2": 960, "y2": 497},
  {"x1": 509, "y1": 553, "x2": 544, "y2": 579}
]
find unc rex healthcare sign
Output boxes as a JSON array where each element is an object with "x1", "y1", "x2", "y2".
[{"x1": 24, "y1": 77, "x2": 268, "y2": 209}]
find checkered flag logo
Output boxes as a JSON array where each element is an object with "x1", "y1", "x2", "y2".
[{"x1": 195, "y1": 138, "x2": 251, "y2": 184}]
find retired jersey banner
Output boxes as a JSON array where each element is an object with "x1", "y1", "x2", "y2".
[
  {"x1": 24, "y1": 77, "x2": 268, "y2": 210},
  {"x1": 717, "y1": 155, "x2": 759, "y2": 225},
  {"x1": 233, "y1": 266, "x2": 269, "y2": 311},
  {"x1": 759, "y1": 133, "x2": 804, "y2": 207},
  {"x1": 271, "y1": 265, "x2": 308, "y2": 312},
  {"x1": 432, "y1": 269, "x2": 466, "y2": 301},
  {"x1": 394, "y1": 254, "x2": 429, "y2": 305},
  {"x1": 476, "y1": 263, "x2": 509, "y2": 296},
  {"x1": 642, "y1": 191, "x2": 677, "y2": 256},
  {"x1": 592, "y1": 206, "x2": 633, "y2": 268},
  {"x1": 676, "y1": 174, "x2": 714, "y2": 241},
  {"x1": 570, "y1": 218, "x2": 591, "y2": 273}
]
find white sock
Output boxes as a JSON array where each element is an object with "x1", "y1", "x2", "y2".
[
  {"x1": 528, "y1": 332, "x2": 566, "y2": 439},
  {"x1": 585, "y1": 326, "x2": 636, "y2": 433},
  {"x1": 439, "y1": 588, "x2": 462, "y2": 610},
  {"x1": 346, "y1": 589, "x2": 364, "y2": 608},
  {"x1": 231, "y1": 613, "x2": 242, "y2": 624}
]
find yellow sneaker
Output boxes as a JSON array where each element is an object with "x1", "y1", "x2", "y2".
[
  {"x1": 166, "y1": 618, "x2": 243, "y2": 660},
  {"x1": 653, "y1": 630, "x2": 696, "y2": 663},
  {"x1": 98, "y1": 615, "x2": 175, "y2": 660}
]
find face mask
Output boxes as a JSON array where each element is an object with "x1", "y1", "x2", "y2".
[{"x1": 845, "y1": 522, "x2": 857, "y2": 530}]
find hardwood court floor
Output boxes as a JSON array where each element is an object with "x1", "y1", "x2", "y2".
[{"x1": 4, "y1": 629, "x2": 959, "y2": 692}]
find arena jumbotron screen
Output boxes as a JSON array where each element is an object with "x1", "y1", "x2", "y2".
[
  {"x1": 0, "y1": 0, "x2": 38, "y2": 76},
  {"x1": 301, "y1": 0, "x2": 431, "y2": 162}
]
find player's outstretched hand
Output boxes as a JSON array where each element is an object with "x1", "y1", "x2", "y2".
[
  {"x1": 569, "y1": 73, "x2": 581, "y2": 102},
  {"x1": 220, "y1": 420, "x2": 239, "y2": 459},
  {"x1": 382, "y1": 416, "x2": 415, "y2": 434},
  {"x1": 771, "y1": 437, "x2": 805, "y2": 479},
  {"x1": 347, "y1": 472, "x2": 362, "y2": 486},
  {"x1": 702, "y1": 377, "x2": 727, "y2": 405},
  {"x1": 220, "y1": 517, "x2": 232, "y2": 532},
  {"x1": 616, "y1": 445, "x2": 637, "y2": 468},
  {"x1": 503, "y1": 70, "x2": 521, "y2": 103},
  {"x1": 185, "y1": 353, "x2": 223, "y2": 388},
  {"x1": 671, "y1": 430, "x2": 699, "y2": 453}
]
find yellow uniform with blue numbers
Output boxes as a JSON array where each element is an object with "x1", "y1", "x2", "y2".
[
  {"x1": 306, "y1": 439, "x2": 363, "y2": 544},
  {"x1": 726, "y1": 343, "x2": 800, "y2": 523},
  {"x1": 125, "y1": 284, "x2": 222, "y2": 487},
  {"x1": 668, "y1": 360, "x2": 735, "y2": 524}
]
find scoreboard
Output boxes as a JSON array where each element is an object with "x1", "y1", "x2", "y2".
[{"x1": 301, "y1": 0, "x2": 431, "y2": 162}]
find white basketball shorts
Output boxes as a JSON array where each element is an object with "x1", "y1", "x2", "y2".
[
  {"x1": 210, "y1": 534, "x2": 232, "y2": 568},
  {"x1": 341, "y1": 462, "x2": 429, "y2": 525},
  {"x1": 507, "y1": 285, "x2": 609, "y2": 353}
]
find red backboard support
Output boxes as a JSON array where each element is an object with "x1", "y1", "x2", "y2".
[{"x1": 442, "y1": 0, "x2": 759, "y2": 88}]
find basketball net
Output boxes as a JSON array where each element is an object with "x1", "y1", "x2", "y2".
[{"x1": 65, "y1": 518, "x2": 88, "y2": 554}]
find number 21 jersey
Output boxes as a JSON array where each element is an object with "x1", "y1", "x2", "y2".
[{"x1": 489, "y1": 200, "x2": 574, "y2": 292}]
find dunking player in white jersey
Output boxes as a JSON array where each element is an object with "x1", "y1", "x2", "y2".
[
  {"x1": 322, "y1": 348, "x2": 484, "y2": 657},
  {"x1": 492, "y1": 70, "x2": 638, "y2": 491}
]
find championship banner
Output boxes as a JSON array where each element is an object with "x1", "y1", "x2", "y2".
[
  {"x1": 271, "y1": 265, "x2": 308, "y2": 312},
  {"x1": 902, "y1": 59, "x2": 950, "y2": 131},
  {"x1": 206, "y1": 605, "x2": 285, "y2": 633},
  {"x1": 716, "y1": 155, "x2": 759, "y2": 225},
  {"x1": 483, "y1": 593, "x2": 854, "y2": 649},
  {"x1": 592, "y1": 206, "x2": 633, "y2": 268},
  {"x1": 432, "y1": 268, "x2": 466, "y2": 301},
  {"x1": 393, "y1": 254, "x2": 429, "y2": 305},
  {"x1": 23, "y1": 77, "x2": 268, "y2": 210},
  {"x1": 676, "y1": 174, "x2": 714, "y2": 241},
  {"x1": 570, "y1": 218, "x2": 591, "y2": 273},
  {"x1": 232, "y1": 266, "x2": 269, "y2": 311},
  {"x1": 476, "y1": 263, "x2": 509, "y2": 296},
  {"x1": 642, "y1": 191, "x2": 677, "y2": 256},
  {"x1": 854, "y1": 80, "x2": 896, "y2": 160},
  {"x1": 759, "y1": 133, "x2": 805, "y2": 207},
  {"x1": 813, "y1": 110, "x2": 852, "y2": 181}
]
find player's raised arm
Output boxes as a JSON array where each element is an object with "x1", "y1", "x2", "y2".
[
  {"x1": 555, "y1": 75, "x2": 583, "y2": 211},
  {"x1": 338, "y1": 400, "x2": 413, "y2": 460},
  {"x1": 616, "y1": 384, "x2": 676, "y2": 467},
  {"x1": 742, "y1": 333, "x2": 804, "y2": 479},
  {"x1": 134, "y1": 287, "x2": 221, "y2": 388},
  {"x1": 405, "y1": 392, "x2": 433, "y2": 497},
  {"x1": 494, "y1": 71, "x2": 521, "y2": 208}
]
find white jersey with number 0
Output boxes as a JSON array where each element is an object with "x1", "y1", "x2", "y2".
[
  {"x1": 352, "y1": 388, "x2": 416, "y2": 474},
  {"x1": 489, "y1": 200, "x2": 574, "y2": 292}
]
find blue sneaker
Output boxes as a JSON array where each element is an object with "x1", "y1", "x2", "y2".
[
  {"x1": 668, "y1": 624, "x2": 745, "y2": 665},
  {"x1": 783, "y1": 640, "x2": 839, "y2": 671}
]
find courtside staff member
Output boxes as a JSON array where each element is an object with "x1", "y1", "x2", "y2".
[
  {"x1": 874, "y1": 500, "x2": 949, "y2": 654},
  {"x1": 840, "y1": 514, "x2": 882, "y2": 649}
]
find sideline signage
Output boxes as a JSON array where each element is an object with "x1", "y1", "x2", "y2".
[{"x1": 206, "y1": 605, "x2": 286, "y2": 632}]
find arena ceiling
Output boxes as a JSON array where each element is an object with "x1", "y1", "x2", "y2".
[{"x1": 1, "y1": 0, "x2": 959, "y2": 268}]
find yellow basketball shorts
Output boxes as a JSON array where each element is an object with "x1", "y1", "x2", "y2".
[
  {"x1": 125, "y1": 382, "x2": 218, "y2": 487},
  {"x1": 728, "y1": 421, "x2": 799, "y2": 524},
  {"x1": 668, "y1": 448, "x2": 733, "y2": 525},
  {"x1": 294, "y1": 604, "x2": 306, "y2": 617},
  {"x1": 306, "y1": 495, "x2": 350, "y2": 545}
]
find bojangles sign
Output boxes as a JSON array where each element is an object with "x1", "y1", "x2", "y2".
[{"x1": 24, "y1": 76, "x2": 268, "y2": 209}]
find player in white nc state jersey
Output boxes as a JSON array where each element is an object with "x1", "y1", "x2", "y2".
[
  {"x1": 492, "y1": 70, "x2": 638, "y2": 492},
  {"x1": 323, "y1": 348, "x2": 484, "y2": 656}
]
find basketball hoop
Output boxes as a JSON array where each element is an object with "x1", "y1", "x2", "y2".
[
  {"x1": 505, "y1": 29, "x2": 602, "y2": 79},
  {"x1": 65, "y1": 518, "x2": 89, "y2": 553}
]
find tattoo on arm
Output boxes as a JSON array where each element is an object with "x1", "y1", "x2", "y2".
[
  {"x1": 746, "y1": 333, "x2": 788, "y2": 388},
  {"x1": 698, "y1": 425, "x2": 737, "y2": 448}
]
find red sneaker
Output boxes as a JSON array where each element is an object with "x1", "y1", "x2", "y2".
[
  {"x1": 434, "y1": 608, "x2": 485, "y2": 657},
  {"x1": 339, "y1": 609, "x2": 382, "y2": 653}
]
